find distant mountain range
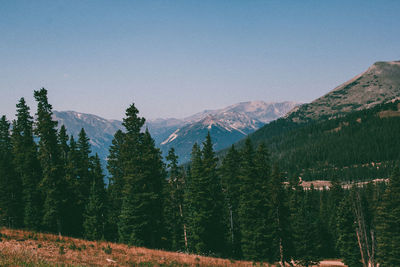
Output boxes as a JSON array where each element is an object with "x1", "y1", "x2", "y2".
[
  {"x1": 158, "y1": 101, "x2": 299, "y2": 163},
  {"x1": 53, "y1": 101, "x2": 298, "y2": 165}
]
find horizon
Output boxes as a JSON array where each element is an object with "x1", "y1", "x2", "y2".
[{"x1": 1, "y1": 1, "x2": 400, "y2": 121}]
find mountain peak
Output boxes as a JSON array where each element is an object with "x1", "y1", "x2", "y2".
[{"x1": 287, "y1": 60, "x2": 400, "y2": 122}]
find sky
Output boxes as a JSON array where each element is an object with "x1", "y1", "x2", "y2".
[{"x1": 1, "y1": 0, "x2": 399, "y2": 121}]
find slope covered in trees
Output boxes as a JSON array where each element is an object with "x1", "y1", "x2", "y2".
[
  {"x1": 1, "y1": 88, "x2": 400, "y2": 266},
  {"x1": 229, "y1": 101, "x2": 400, "y2": 182}
]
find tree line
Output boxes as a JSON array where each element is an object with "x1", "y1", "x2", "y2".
[{"x1": 0, "y1": 88, "x2": 399, "y2": 266}]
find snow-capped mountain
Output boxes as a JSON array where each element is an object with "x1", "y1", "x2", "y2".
[
  {"x1": 52, "y1": 101, "x2": 298, "y2": 168},
  {"x1": 159, "y1": 101, "x2": 299, "y2": 163}
]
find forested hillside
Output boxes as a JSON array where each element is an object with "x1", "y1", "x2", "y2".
[
  {"x1": 1, "y1": 88, "x2": 400, "y2": 266},
  {"x1": 231, "y1": 101, "x2": 400, "y2": 182}
]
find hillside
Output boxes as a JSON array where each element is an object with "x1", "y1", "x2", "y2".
[
  {"x1": 288, "y1": 61, "x2": 400, "y2": 122},
  {"x1": 237, "y1": 101, "x2": 400, "y2": 182},
  {"x1": 224, "y1": 61, "x2": 400, "y2": 182},
  {"x1": 0, "y1": 228, "x2": 345, "y2": 266}
]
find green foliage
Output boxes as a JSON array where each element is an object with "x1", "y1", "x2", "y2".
[
  {"x1": 117, "y1": 104, "x2": 165, "y2": 248},
  {"x1": 184, "y1": 133, "x2": 227, "y2": 256},
  {"x1": 11, "y1": 98, "x2": 42, "y2": 230},
  {"x1": 376, "y1": 167, "x2": 400, "y2": 266},
  {"x1": 83, "y1": 154, "x2": 107, "y2": 241},
  {"x1": 0, "y1": 115, "x2": 23, "y2": 228},
  {"x1": 336, "y1": 195, "x2": 362, "y2": 267},
  {"x1": 220, "y1": 145, "x2": 242, "y2": 258},
  {"x1": 238, "y1": 139, "x2": 271, "y2": 261},
  {"x1": 164, "y1": 148, "x2": 186, "y2": 251},
  {"x1": 34, "y1": 88, "x2": 66, "y2": 234},
  {"x1": 240, "y1": 101, "x2": 400, "y2": 182}
]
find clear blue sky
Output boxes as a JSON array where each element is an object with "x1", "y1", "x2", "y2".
[{"x1": 1, "y1": 0, "x2": 399, "y2": 120}]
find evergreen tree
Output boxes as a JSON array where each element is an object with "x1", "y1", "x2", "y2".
[
  {"x1": 164, "y1": 147, "x2": 187, "y2": 251},
  {"x1": 201, "y1": 133, "x2": 227, "y2": 256},
  {"x1": 63, "y1": 136, "x2": 82, "y2": 236},
  {"x1": 376, "y1": 167, "x2": 400, "y2": 266},
  {"x1": 34, "y1": 88, "x2": 66, "y2": 235},
  {"x1": 77, "y1": 128, "x2": 92, "y2": 200},
  {"x1": 118, "y1": 104, "x2": 165, "y2": 248},
  {"x1": 0, "y1": 115, "x2": 23, "y2": 228},
  {"x1": 292, "y1": 184, "x2": 322, "y2": 267},
  {"x1": 106, "y1": 129, "x2": 125, "y2": 241},
  {"x1": 336, "y1": 195, "x2": 362, "y2": 267},
  {"x1": 220, "y1": 145, "x2": 242, "y2": 258},
  {"x1": 83, "y1": 154, "x2": 106, "y2": 240},
  {"x1": 11, "y1": 98, "x2": 42, "y2": 229},
  {"x1": 58, "y1": 125, "x2": 69, "y2": 163},
  {"x1": 184, "y1": 143, "x2": 204, "y2": 253},
  {"x1": 268, "y1": 164, "x2": 291, "y2": 265},
  {"x1": 326, "y1": 177, "x2": 344, "y2": 256},
  {"x1": 238, "y1": 139, "x2": 270, "y2": 261}
]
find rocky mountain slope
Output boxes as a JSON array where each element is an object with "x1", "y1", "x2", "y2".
[
  {"x1": 287, "y1": 61, "x2": 400, "y2": 122},
  {"x1": 160, "y1": 101, "x2": 299, "y2": 163},
  {"x1": 53, "y1": 111, "x2": 122, "y2": 162}
]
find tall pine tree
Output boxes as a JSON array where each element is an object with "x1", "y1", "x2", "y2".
[
  {"x1": 118, "y1": 104, "x2": 165, "y2": 248},
  {"x1": 11, "y1": 98, "x2": 42, "y2": 229},
  {"x1": 34, "y1": 88, "x2": 66, "y2": 235},
  {"x1": 220, "y1": 145, "x2": 242, "y2": 258},
  {"x1": 0, "y1": 116, "x2": 23, "y2": 228},
  {"x1": 238, "y1": 139, "x2": 270, "y2": 261},
  {"x1": 164, "y1": 147, "x2": 187, "y2": 251},
  {"x1": 376, "y1": 167, "x2": 400, "y2": 266},
  {"x1": 83, "y1": 154, "x2": 107, "y2": 240}
]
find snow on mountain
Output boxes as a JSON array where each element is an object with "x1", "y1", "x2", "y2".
[
  {"x1": 52, "y1": 101, "x2": 299, "y2": 167},
  {"x1": 160, "y1": 101, "x2": 299, "y2": 163}
]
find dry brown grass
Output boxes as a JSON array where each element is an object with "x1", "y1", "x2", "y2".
[
  {"x1": 0, "y1": 228, "x2": 345, "y2": 267},
  {"x1": 0, "y1": 228, "x2": 264, "y2": 266}
]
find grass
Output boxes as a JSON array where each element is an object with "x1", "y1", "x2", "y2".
[{"x1": 0, "y1": 228, "x2": 345, "y2": 266}]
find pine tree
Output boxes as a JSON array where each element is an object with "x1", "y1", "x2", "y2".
[
  {"x1": 77, "y1": 128, "x2": 92, "y2": 200},
  {"x1": 164, "y1": 147, "x2": 187, "y2": 251},
  {"x1": 11, "y1": 98, "x2": 42, "y2": 229},
  {"x1": 201, "y1": 132, "x2": 227, "y2": 256},
  {"x1": 58, "y1": 125, "x2": 69, "y2": 163},
  {"x1": 184, "y1": 143, "x2": 204, "y2": 253},
  {"x1": 63, "y1": 136, "x2": 82, "y2": 236},
  {"x1": 83, "y1": 154, "x2": 106, "y2": 240},
  {"x1": 220, "y1": 145, "x2": 242, "y2": 258},
  {"x1": 292, "y1": 184, "x2": 322, "y2": 267},
  {"x1": 0, "y1": 116, "x2": 23, "y2": 228},
  {"x1": 106, "y1": 129, "x2": 125, "y2": 241},
  {"x1": 34, "y1": 88, "x2": 66, "y2": 235},
  {"x1": 268, "y1": 164, "x2": 291, "y2": 265},
  {"x1": 238, "y1": 139, "x2": 270, "y2": 261},
  {"x1": 336, "y1": 194, "x2": 362, "y2": 267},
  {"x1": 118, "y1": 104, "x2": 165, "y2": 248},
  {"x1": 326, "y1": 177, "x2": 344, "y2": 257},
  {"x1": 376, "y1": 167, "x2": 400, "y2": 266}
]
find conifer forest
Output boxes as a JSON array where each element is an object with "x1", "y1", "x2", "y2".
[{"x1": 1, "y1": 88, "x2": 400, "y2": 267}]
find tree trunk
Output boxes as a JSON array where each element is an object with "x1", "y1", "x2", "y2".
[{"x1": 179, "y1": 204, "x2": 188, "y2": 250}]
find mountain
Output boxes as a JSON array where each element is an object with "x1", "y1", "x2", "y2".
[
  {"x1": 144, "y1": 118, "x2": 185, "y2": 145},
  {"x1": 160, "y1": 101, "x2": 299, "y2": 163},
  {"x1": 287, "y1": 60, "x2": 400, "y2": 122},
  {"x1": 53, "y1": 111, "x2": 123, "y2": 162},
  {"x1": 228, "y1": 60, "x2": 400, "y2": 181},
  {"x1": 52, "y1": 101, "x2": 298, "y2": 167}
]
